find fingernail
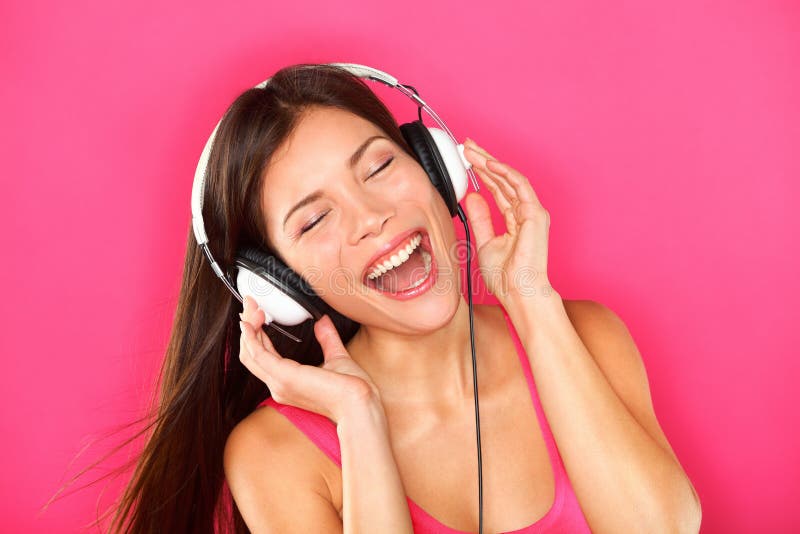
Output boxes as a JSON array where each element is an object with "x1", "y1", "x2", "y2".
[
  {"x1": 238, "y1": 312, "x2": 244, "y2": 320},
  {"x1": 239, "y1": 321, "x2": 245, "y2": 333}
]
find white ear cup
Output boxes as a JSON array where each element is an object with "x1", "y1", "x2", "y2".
[
  {"x1": 427, "y1": 127, "x2": 471, "y2": 203},
  {"x1": 236, "y1": 267, "x2": 313, "y2": 325}
]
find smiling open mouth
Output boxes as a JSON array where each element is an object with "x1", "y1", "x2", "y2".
[{"x1": 363, "y1": 231, "x2": 436, "y2": 295}]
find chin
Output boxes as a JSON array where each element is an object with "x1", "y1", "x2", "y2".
[{"x1": 327, "y1": 278, "x2": 462, "y2": 335}]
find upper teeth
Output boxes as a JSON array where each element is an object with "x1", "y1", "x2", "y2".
[{"x1": 367, "y1": 233, "x2": 423, "y2": 280}]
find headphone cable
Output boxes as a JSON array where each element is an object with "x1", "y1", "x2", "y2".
[{"x1": 456, "y1": 204, "x2": 483, "y2": 534}]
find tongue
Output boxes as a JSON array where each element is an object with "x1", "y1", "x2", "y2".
[{"x1": 374, "y1": 248, "x2": 427, "y2": 293}]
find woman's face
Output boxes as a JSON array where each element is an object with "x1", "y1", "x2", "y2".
[{"x1": 260, "y1": 105, "x2": 461, "y2": 334}]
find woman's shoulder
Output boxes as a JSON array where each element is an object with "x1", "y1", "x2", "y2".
[
  {"x1": 224, "y1": 401, "x2": 336, "y2": 505},
  {"x1": 228, "y1": 401, "x2": 307, "y2": 453}
]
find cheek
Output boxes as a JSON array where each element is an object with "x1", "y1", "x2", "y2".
[
  {"x1": 394, "y1": 167, "x2": 441, "y2": 206},
  {"x1": 416, "y1": 176, "x2": 451, "y2": 220},
  {"x1": 290, "y1": 241, "x2": 353, "y2": 294}
]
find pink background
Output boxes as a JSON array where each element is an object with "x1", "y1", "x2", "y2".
[{"x1": 2, "y1": 1, "x2": 798, "y2": 532}]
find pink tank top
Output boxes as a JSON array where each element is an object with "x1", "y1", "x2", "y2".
[{"x1": 257, "y1": 306, "x2": 592, "y2": 533}]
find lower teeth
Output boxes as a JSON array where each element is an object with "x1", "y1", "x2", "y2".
[
  {"x1": 405, "y1": 249, "x2": 432, "y2": 290},
  {"x1": 376, "y1": 248, "x2": 432, "y2": 292}
]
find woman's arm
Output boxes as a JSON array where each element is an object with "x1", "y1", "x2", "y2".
[
  {"x1": 233, "y1": 303, "x2": 413, "y2": 531},
  {"x1": 505, "y1": 293, "x2": 701, "y2": 534},
  {"x1": 224, "y1": 389, "x2": 413, "y2": 533},
  {"x1": 337, "y1": 390, "x2": 414, "y2": 534},
  {"x1": 460, "y1": 138, "x2": 700, "y2": 533}
]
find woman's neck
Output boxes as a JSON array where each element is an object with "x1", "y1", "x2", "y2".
[{"x1": 346, "y1": 296, "x2": 484, "y2": 410}]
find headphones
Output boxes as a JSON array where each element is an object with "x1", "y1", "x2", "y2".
[{"x1": 190, "y1": 62, "x2": 480, "y2": 341}]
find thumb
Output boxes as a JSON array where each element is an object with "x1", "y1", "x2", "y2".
[
  {"x1": 464, "y1": 192, "x2": 495, "y2": 250},
  {"x1": 314, "y1": 315, "x2": 350, "y2": 363}
]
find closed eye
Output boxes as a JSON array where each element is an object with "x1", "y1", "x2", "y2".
[
  {"x1": 368, "y1": 156, "x2": 394, "y2": 178},
  {"x1": 299, "y1": 209, "x2": 330, "y2": 235},
  {"x1": 299, "y1": 156, "x2": 394, "y2": 236}
]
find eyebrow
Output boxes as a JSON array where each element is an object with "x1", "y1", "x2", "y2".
[{"x1": 282, "y1": 135, "x2": 389, "y2": 230}]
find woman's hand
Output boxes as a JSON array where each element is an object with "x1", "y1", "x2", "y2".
[
  {"x1": 238, "y1": 296, "x2": 380, "y2": 424},
  {"x1": 462, "y1": 138, "x2": 555, "y2": 306}
]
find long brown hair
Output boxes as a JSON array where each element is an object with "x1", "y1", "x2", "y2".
[{"x1": 45, "y1": 63, "x2": 416, "y2": 533}]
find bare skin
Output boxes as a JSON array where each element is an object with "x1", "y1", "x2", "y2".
[
  {"x1": 345, "y1": 301, "x2": 562, "y2": 531},
  {"x1": 233, "y1": 105, "x2": 583, "y2": 530},
  {"x1": 230, "y1": 105, "x2": 697, "y2": 531},
  {"x1": 246, "y1": 299, "x2": 591, "y2": 532}
]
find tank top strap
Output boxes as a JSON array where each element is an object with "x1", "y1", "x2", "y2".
[
  {"x1": 499, "y1": 305, "x2": 568, "y2": 478},
  {"x1": 499, "y1": 305, "x2": 595, "y2": 533},
  {"x1": 257, "y1": 397, "x2": 342, "y2": 467}
]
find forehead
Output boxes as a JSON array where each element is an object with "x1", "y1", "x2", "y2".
[
  {"x1": 261, "y1": 107, "x2": 388, "y2": 220},
  {"x1": 265, "y1": 106, "x2": 384, "y2": 183}
]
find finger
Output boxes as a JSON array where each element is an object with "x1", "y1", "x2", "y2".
[
  {"x1": 477, "y1": 169, "x2": 513, "y2": 214},
  {"x1": 240, "y1": 320, "x2": 286, "y2": 377},
  {"x1": 239, "y1": 323, "x2": 273, "y2": 385},
  {"x1": 255, "y1": 321, "x2": 279, "y2": 354},
  {"x1": 464, "y1": 148, "x2": 511, "y2": 206},
  {"x1": 240, "y1": 321, "x2": 332, "y2": 414},
  {"x1": 241, "y1": 296, "x2": 273, "y2": 348},
  {"x1": 463, "y1": 140, "x2": 496, "y2": 171},
  {"x1": 313, "y1": 315, "x2": 350, "y2": 364},
  {"x1": 239, "y1": 328, "x2": 251, "y2": 361},
  {"x1": 464, "y1": 192, "x2": 496, "y2": 250},
  {"x1": 465, "y1": 141, "x2": 547, "y2": 237},
  {"x1": 465, "y1": 140, "x2": 542, "y2": 208},
  {"x1": 485, "y1": 158, "x2": 542, "y2": 208},
  {"x1": 240, "y1": 295, "x2": 260, "y2": 328},
  {"x1": 480, "y1": 161, "x2": 520, "y2": 208},
  {"x1": 466, "y1": 151, "x2": 520, "y2": 234},
  {"x1": 480, "y1": 171, "x2": 520, "y2": 231},
  {"x1": 465, "y1": 146, "x2": 518, "y2": 208},
  {"x1": 485, "y1": 159, "x2": 546, "y2": 228},
  {"x1": 467, "y1": 146, "x2": 545, "y2": 229},
  {"x1": 473, "y1": 174, "x2": 520, "y2": 238},
  {"x1": 464, "y1": 139, "x2": 513, "y2": 191},
  {"x1": 464, "y1": 139, "x2": 500, "y2": 166}
]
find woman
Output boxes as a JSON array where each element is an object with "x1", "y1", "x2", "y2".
[{"x1": 109, "y1": 64, "x2": 701, "y2": 533}]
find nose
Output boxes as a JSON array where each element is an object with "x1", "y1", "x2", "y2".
[{"x1": 343, "y1": 190, "x2": 394, "y2": 245}]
